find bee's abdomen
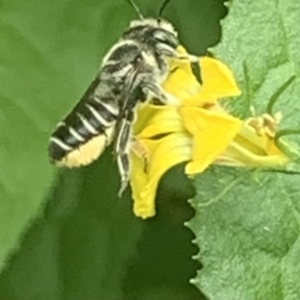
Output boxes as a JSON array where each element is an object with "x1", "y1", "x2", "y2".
[{"x1": 48, "y1": 97, "x2": 118, "y2": 168}]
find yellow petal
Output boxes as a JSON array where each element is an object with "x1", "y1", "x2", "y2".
[
  {"x1": 183, "y1": 57, "x2": 241, "y2": 106},
  {"x1": 137, "y1": 105, "x2": 185, "y2": 139},
  {"x1": 199, "y1": 57, "x2": 241, "y2": 99},
  {"x1": 132, "y1": 133, "x2": 192, "y2": 218},
  {"x1": 179, "y1": 107, "x2": 243, "y2": 174},
  {"x1": 133, "y1": 104, "x2": 160, "y2": 136},
  {"x1": 215, "y1": 119, "x2": 289, "y2": 167},
  {"x1": 162, "y1": 63, "x2": 201, "y2": 101},
  {"x1": 130, "y1": 138, "x2": 161, "y2": 202},
  {"x1": 130, "y1": 148, "x2": 149, "y2": 208},
  {"x1": 217, "y1": 141, "x2": 288, "y2": 167}
]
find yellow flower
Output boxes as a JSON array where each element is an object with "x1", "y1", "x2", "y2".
[
  {"x1": 130, "y1": 48, "x2": 289, "y2": 219},
  {"x1": 217, "y1": 113, "x2": 288, "y2": 167}
]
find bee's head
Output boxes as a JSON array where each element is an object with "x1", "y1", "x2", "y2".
[
  {"x1": 124, "y1": 0, "x2": 178, "y2": 57},
  {"x1": 123, "y1": 18, "x2": 179, "y2": 56}
]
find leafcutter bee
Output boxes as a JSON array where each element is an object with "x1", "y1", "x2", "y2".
[{"x1": 48, "y1": 0, "x2": 200, "y2": 195}]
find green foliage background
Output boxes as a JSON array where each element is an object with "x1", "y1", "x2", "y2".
[
  {"x1": 188, "y1": 1, "x2": 300, "y2": 299},
  {"x1": 0, "y1": 0, "x2": 225, "y2": 299}
]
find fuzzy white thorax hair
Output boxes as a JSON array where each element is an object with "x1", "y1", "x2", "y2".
[{"x1": 129, "y1": 18, "x2": 177, "y2": 36}]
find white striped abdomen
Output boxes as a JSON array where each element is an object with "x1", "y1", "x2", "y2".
[{"x1": 48, "y1": 78, "x2": 119, "y2": 168}]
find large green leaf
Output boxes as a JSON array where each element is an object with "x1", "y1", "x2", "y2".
[{"x1": 188, "y1": 0, "x2": 300, "y2": 299}]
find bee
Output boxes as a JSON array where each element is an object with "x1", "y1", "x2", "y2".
[{"x1": 48, "y1": 0, "x2": 200, "y2": 195}]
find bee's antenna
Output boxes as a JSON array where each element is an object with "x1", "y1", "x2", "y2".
[
  {"x1": 158, "y1": 0, "x2": 172, "y2": 18},
  {"x1": 126, "y1": 0, "x2": 144, "y2": 19}
]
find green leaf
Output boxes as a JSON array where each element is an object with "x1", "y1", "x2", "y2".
[
  {"x1": 215, "y1": 0, "x2": 300, "y2": 130},
  {"x1": 188, "y1": 0, "x2": 300, "y2": 299},
  {"x1": 189, "y1": 167, "x2": 300, "y2": 300}
]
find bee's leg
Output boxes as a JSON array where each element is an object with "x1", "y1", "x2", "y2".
[
  {"x1": 142, "y1": 83, "x2": 178, "y2": 105},
  {"x1": 115, "y1": 111, "x2": 134, "y2": 197},
  {"x1": 176, "y1": 53, "x2": 198, "y2": 63},
  {"x1": 165, "y1": 47, "x2": 198, "y2": 63}
]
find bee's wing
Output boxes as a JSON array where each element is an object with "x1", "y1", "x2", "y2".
[{"x1": 48, "y1": 76, "x2": 119, "y2": 168}]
